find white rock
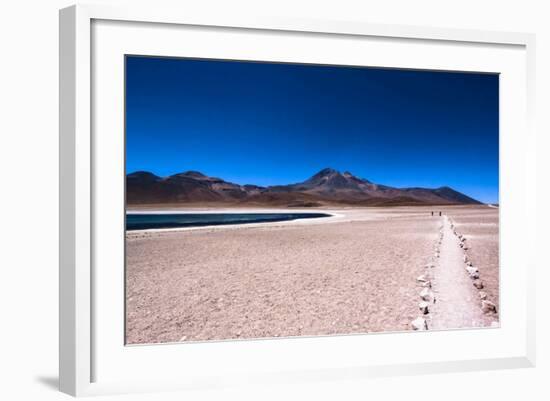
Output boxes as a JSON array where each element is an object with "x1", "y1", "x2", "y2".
[
  {"x1": 419, "y1": 301, "x2": 429, "y2": 314},
  {"x1": 466, "y1": 266, "x2": 478, "y2": 274},
  {"x1": 411, "y1": 317, "x2": 428, "y2": 331},
  {"x1": 481, "y1": 300, "x2": 497, "y2": 314},
  {"x1": 421, "y1": 280, "x2": 432, "y2": 288},
  {"x1": 490, "y1": 321, "x2": 500, "y2": 328},
  {"x1": 416, "y1": 275, "x2": 427, "y2": 282},
  {"x1": 466, "y1": 266, "x2": 479, "y2": 279},
  {"x1": 420, "y1": 287, "x2": 433, "y2": 301},
  {"x1": 473, "y1": 280, "x2": 484, "y2": 289},
  {"x1": 479, "y1": 291, "x2": 487, "y2": 300}
]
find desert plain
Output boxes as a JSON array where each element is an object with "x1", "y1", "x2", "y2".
[{"x1": 125, "y1": 205, "x2": 499, "y2": 344}]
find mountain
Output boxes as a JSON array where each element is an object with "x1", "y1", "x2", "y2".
[{"x1": 126, "y1": 168, "x2": 482, "y2": 207}]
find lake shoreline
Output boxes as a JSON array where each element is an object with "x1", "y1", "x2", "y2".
[{"x1": 126, "y1": 211, "x2": 334, "y2": 231}]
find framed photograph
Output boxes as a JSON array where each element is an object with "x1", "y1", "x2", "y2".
[{"x1": 59, "y1": 4, "x2": 536, "y2": 396}]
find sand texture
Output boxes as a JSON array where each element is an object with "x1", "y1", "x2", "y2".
[{"x1": 125, "y1": 206, "x2": 499, "y2": 344}]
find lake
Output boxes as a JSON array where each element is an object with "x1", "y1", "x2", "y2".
[{"x1": 126, "y1": 212, "x2": 331, "y2": 231}]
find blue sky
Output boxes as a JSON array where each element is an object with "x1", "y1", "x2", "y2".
[{"x1": 126, "y1": 56, "x2": 499, "y2": 203}]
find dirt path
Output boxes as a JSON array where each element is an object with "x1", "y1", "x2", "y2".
[{"x1": 429, "y1": 215, "x2": 486, "y2": 330}]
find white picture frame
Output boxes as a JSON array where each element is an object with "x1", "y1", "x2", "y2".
[{"x1": 59, "y1": 4, "x2": 536, "y2": 397}]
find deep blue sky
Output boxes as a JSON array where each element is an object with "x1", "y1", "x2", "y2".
[{"x1": 126, "y1": 56, "x2": 499, "y2": 203}]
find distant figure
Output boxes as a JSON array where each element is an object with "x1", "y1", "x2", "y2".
[
  {"x1": 439, "y1": 211, "x2": 442, "y2": 216},
  {"x1": 431, "y1": 211, "x2": 433, "y2": 216}
]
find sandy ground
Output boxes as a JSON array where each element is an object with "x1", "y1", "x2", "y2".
[{"x1": 125, "y1": 206, "x2": 499, "y2": 344}]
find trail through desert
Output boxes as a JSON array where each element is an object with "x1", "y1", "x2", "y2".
[{"x1": 429, "y1": 216, "x2": 487, "y2": 329}]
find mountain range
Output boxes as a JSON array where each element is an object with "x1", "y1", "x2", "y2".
[{"x1": 126, "y1": 168, "x2": 482, "y2": 207}]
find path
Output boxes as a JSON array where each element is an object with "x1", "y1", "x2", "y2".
[{"x1": 429, "y1": 215, "x2": 486, "y2": 330}]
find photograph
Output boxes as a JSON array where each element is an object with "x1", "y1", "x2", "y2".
[{"x1": 125, "y1": 55, "x2": 499, "y2": 345}]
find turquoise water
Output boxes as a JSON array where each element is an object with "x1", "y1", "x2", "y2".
[{"x1": 126, "y1": 212, "x2": 330, "y2": 231}]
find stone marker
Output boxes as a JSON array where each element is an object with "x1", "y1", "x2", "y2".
[
  {"x1": 481, "y1": 300, "x2": 497, "y2": 314},
  {"x1": 421, "y1": 280, "x2": 432, "y2": 288},
  {"x1": 466, "y1": 266, "x2": 479, "y2": 279},
  {"x1": 419, "y1": 301, "x2": 429, "y2": 314},
  {"x1": 466, "y1": 265, "x2": 478, "y2": 273},
  {"x1": 416, "y1": 275, "x2": 427, "y2": 282},
  {"x1": 473, "y1": 280, "x2": 484, "y2": 289},
  {"x1": 420, "y1": 288, "x2": 433, "y2": 301},
  {"x1": 411, "y1": 317, "x2": 428, "y2": 331}
]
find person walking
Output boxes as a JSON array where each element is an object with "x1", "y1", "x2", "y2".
[
  {"x1": 431, "y1": 211, "x2": 434, "y2": 216},
  {"x1": 439, "y1": 211, "x2": 442, "y2": 216}
]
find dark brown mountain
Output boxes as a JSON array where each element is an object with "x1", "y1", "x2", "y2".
[{"x1": 126, "y1": 168, "x2": 482, "y2": 207}]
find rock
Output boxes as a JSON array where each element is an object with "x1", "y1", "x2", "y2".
[
  {"x1": 179, "y1": 335, "x2": 187, "y2": 342},
  {"x1": 466, "y1": 266, "x2": 479, "y2": 279},
  {"x1": 416, "y1": 275, "x2": 427, "y2": 282},
  {"x1": 473, "y1": 280, "x2": 484, "y2": 289},
  {"x1": 425, "y1": 263, "x2": 435, "y2": 269},
  {"x1": 421, "y1": 280, "x2": 432, "y2": 288},
  {"x1": 419, "y1": 301, "x2": 429, "y2": 314},
  {"x1": 479, "y1": 291, "x2": 487, "y2": 300},
  {"x1": 490, "y1": 321, "x2": 500, "y2": 328},
  {"x1": 411, "y1": 317, "x2": 428, "y2": 331},
  {"x1": 466, "y1": 265, "x2": 478, "y2": 273},
  {"x1": 420, "y1": 287, "x2": 433, "y2": 301},
  {"x1": 463, "y1": 255, "x2": 468, "y2": 263},
  {"x1": 481, "y1": 300, "x2": 497, "y2": 314}
]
